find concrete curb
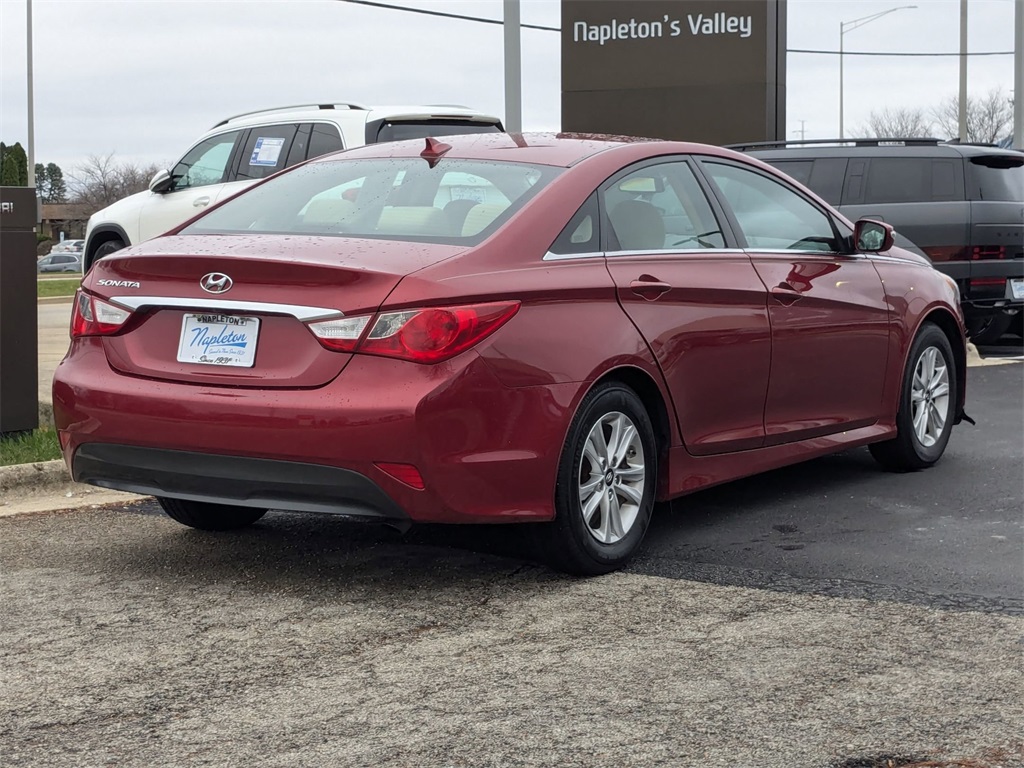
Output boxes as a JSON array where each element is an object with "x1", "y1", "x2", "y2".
[
  {"x1": 38, "y1": 296, "x2": 74, "y2": 305},
  {"x1": 0, "y1": 459, "x2": 72, "y2": 494}
]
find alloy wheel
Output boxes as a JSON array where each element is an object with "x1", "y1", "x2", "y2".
[
  {"x1": 910, "y1": 346, "x2": 950, "y2": 448},
  {"x1": 578, "y1": 411, "x2": 646, "y2": 544}
]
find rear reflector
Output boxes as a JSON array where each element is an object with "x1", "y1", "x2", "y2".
[
  {"x1": 71, "y1": 290, "x2": 132, "y2": 338},
  {"x1": 374, "y1": 462, "x2": 425, "y2": 490},
  {"x1": 969, "y1": 277, "x2": 1007, "y2": 288}
]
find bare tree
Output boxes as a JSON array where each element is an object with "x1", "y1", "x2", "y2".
[
  {"x1": 933, "y1": 88, "x2": 1014, "y2": 144},
  {"x1": 70, "y1": 153, "x2": 163, "y2": 209},
  {"x1": 860, "y1": 107, "x2": 935, "y2": 139}
]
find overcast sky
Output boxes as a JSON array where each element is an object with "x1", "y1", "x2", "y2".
[{"x1": 0, "y1": 0, "x2": 1017, "y2": 177}]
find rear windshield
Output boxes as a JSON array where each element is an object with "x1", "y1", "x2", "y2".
[
  {"x1": 968, "y1": 154, "x2": 1024, "y2": 202},
  {"x1": 376, "y1": 120, "x2": 501, "y2": 143},
  {"x1": 183, "y1": 157, "x2": 559, "y2": 244}
]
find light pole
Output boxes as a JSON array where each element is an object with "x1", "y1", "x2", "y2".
[{"x1": 839, "y1": 5, "x2": 916, "y2": 139}]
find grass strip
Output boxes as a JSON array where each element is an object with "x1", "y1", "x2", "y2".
[
  {"x1": 0, "y1": 428, "x2": 62, "y2": 466},
  {"x1": 37, "y1": 278, "x2": 80, "y2": 298}
]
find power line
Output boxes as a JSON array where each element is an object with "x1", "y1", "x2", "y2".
[
  {"x1": 332, "y1": 1, "x2": 1014, "y2": 58},
  {"x1": 333, "y1": 0, "x2": 559, "y2": 32},
  {"x1": 790, "y1": 48, "x2": 1012, "y2": 56}
]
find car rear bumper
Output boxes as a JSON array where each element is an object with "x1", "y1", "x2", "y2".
[
  {"x1": 74, "y1": 443, "x2": 409, "y2": 523},
  {"x1": 931, "y1": 259, "x2": 1024, "y2": 310},
  {"x1": 53, "y1": 339, "x2": 574, "y2": 524}
]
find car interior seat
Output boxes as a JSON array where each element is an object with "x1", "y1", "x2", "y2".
[{"x1": 609, "y1": 200, "x2": 666, "y2": 251}]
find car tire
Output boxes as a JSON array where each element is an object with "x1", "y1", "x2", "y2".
[
  {"x1": 158, "y1": 497, "x2": 267, "y2": 531},
  {"x1": 1009, "y1": 313, "x2": 1023, "y2": 338},
  {"x1": 965, "y1": 313, "x2": 1010, "y2": 346},
  {"x1": 870, "y1": 322, "x2": 957, "y2": 472},
  {"x1": 92, "y1": 238, "x2": 126, "y2": 266},
  {"x1": 537, "y1": 382, "x2": 657, "y2": 575}
]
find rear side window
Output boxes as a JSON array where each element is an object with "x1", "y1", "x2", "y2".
[
  {"x1": 183, "y1": 157, "x2": 559, "y2": 245},
  {"x1": 768, "y1": 159, "x2": 846, "y2": 204},
  {"x1": 967, "y1": 155, "x2": 1024, "y2": 202},
  {"x1": 307, "y1": 124, "x2": 345, "y2": 159},
  {"x1": 234, "y1": 125, "x2": 299, "y2": 182},
  {"x1": 374, "y1": 121, "x2": 501, "y2": 143},
  {"x1": 863, "y1": 158, "x2": 962, "y2": 204}
]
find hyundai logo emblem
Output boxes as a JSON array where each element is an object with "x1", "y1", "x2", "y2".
[{"x1": 200, "y1": 272, "x2": 233, "y2": 294}]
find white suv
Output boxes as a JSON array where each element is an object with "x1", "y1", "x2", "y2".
[{"x1": 82, "y1": 102, "x2": 503, "y2": 270}]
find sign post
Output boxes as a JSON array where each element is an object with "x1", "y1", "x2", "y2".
[{"x1": 561, "y1": 0, "x2": 786, "y2": 145}]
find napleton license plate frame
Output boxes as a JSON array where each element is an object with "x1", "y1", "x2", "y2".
[{"x1": 176, "y1": 313, "x2": 261, "y2": 368}]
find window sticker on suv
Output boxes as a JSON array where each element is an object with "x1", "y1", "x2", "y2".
[{"x1": 250, "y1": 138, "x2": 286, "y2": 167}]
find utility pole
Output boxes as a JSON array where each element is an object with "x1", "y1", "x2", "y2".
[
  {"x1": 27, "y1": 0, "x2": 35, "y2": 190},
  {"x1": 959, "y1": 0, "x2": 969, "y2": 141},
  {"x1": 503, "y1": 0, "x2": 522, "y2": 133},
  {"x1": 794, "y1": 120, "x2": 807, "y2": 141},
  {"x1": 1015, "y1": 0, "x2": 1022, "y2": 148}
]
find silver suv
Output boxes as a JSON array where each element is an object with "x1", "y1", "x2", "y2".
[{"x1": 82, "y1": 102, "x2": 502, "y2": 270}]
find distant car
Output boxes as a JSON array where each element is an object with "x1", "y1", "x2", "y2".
[
  {"x1": 49, "y1": 239, "x2": 84, "y2": 255},
  {"x1": 732, "y1": 138, "x2": 1023, "y2": 344},
  {"x1": 37, "y1": 252, "x2": 82, "y2": 273},
  {"x1": 55, "y1": 133, "x2": 968, "y2": 575},
  {"x1": 81, "y1": 102, "x2": 504, "y2": 271}
]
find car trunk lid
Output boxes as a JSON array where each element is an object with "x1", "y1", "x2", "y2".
[{"x1": 85, "y1": 234, "x2": 467, "y2": 388}]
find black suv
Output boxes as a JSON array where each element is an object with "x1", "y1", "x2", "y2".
[{"x1": 732, "y1": 138, "x2": 1023, "y2": 343}]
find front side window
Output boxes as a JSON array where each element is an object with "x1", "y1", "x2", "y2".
[
  {"x1": 170, "y1": 131, "x2": 241, "y2": 191},
  {"x1": 603, "y1": 161, "x2": 724, "y2": 252},
  {"x1": 184, "y1": 157, "x2": 559, "y2": 245},
  {"x1": 704, "y1": 161, "x2": 842, "y2": 252}
]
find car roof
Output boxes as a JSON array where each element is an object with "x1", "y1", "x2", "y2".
[
  {"x1": 319, "y1": 131, "x2": 747, "y2": 168},
  {"x1": 210, "y1": 103, "x2": 501, "y2": 131},
  {"x1": 736, "y1": 139, "x2": 1022, "y2": 160}
]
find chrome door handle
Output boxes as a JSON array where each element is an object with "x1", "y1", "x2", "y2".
[{"x1": 193, "y1": 196, "x2": 211, "y2": 207}]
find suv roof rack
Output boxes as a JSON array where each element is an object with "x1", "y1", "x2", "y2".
[
  {"x1": 726, "y1": 137, "x2": 944, "y2": 151},
  {"x1": 213, "y1": 102, "x2": 370, "y2": 128}
]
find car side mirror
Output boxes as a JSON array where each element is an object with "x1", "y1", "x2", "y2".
[
  {"x1": 149, "y1": 169, "x2": 173, "y2": 194},
  {"x1": 854, "y1": 219, "x2": 894, "y2": 252}
]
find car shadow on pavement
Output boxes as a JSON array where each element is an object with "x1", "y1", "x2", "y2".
[{"x1": 92, "y1": 446, "x2": 883, "y2": 592}]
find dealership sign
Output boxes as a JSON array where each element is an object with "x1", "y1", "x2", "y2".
[
  {"x1": 561, "y1": 0, "x2": 786, "y2": 145},
  {"x1": 573, "y1": 13, "x2": 754, "y2": 44}
]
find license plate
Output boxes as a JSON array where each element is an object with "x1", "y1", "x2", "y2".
[
  {"x1": 1010, "y1": 279, "x2": 1024, "y2": 300},
  {"x1": 177, "y1": 313, "x2": 260, "y2": 368}
]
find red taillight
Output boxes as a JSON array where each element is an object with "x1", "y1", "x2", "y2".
[
  {"x1": 969, "y1": 277, "x2": 1007, "y2": 288},
  {"x1": 361, "y1": 302, "x2": 520, "y2": 363},
  {"x1": 306, "y1": 301, "x2": 519, "y2": 364},
  {"x1": 971, "y1": 246, "x2": 1006, "y2": 260},
  {"x1": 70, "y1": 290, "x2": 132, "y2": 338},
  {"x1": 374, "y1": 462, "x2": 425, "y2": 490}
]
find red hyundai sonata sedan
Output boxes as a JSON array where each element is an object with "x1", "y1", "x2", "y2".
[{"x1": 54, "y1": 133, "x2": 968, "y2": 574}]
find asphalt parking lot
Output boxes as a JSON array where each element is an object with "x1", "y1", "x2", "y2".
[{"x1": 3, "y1": 342, "x2": 1022, "y2": 767}]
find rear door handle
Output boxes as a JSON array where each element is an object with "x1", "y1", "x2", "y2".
[
  {"x1": 771, "y1": 282, "x2": 801, "y2": 305},
  {"x1": 630, "y1": 278, "x2": 671, "y2": 300},
  {"x1": 193, "y1": 196, "x2": 211, "y2": 208}
]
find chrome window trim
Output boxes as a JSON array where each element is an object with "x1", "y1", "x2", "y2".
[
  {"x1": 748, "y1": 247, "x2": 852, "y2": 257},
  {"x1": 610, "y1": 248, "x2": 746, "y2": 258},
  {"x1": 542, "y1": 250, "x2": 604, "y2": 261},
  {"x1": 542, "y1": 248, "x2": 746, "y2": 261},
  {"x1": 109, "y1": 296, "x2": 342, "y2": 322}
]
